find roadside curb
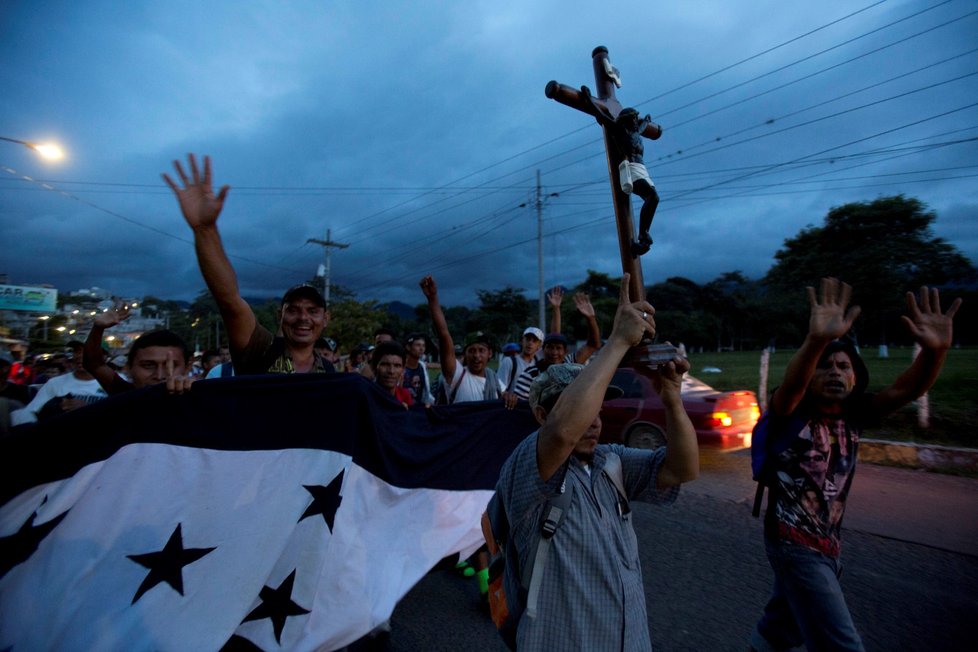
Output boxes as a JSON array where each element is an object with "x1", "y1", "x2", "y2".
[{"x1": 860, "y1": 439, "x2": 978, "y2": 474}]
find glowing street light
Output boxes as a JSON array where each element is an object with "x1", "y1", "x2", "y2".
[{"x1": 0, "y1": 136, "x2": 65, "y2": 161}]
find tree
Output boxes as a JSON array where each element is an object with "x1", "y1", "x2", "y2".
[
  {"x1": 764, "y1": 195, "x2": 975, "y2": 344},
  {"x1": 567, "y1": 270, "x2": 621, "y2": 340},
  {"x1": 701, "y1": 272, "x2": 766, "y2": 351},
  {"x1": 185, "y1": 290, "x2": 226, "y2": 352},
  {"x1": 471, "y1": 286, "x2": 533, "y2": 345},
  {"x1": 327, "y1": 299, "x2": 390, "y2": 354},
  {"x1": 576, "y1": 269, "x2": 620, "y2": 299}
]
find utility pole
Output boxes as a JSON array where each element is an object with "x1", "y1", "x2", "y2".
[
  {"x1": 536, "y1": 170, "x2": 545, "y2": 330},
  {"x1": 524, "y1": 170, "x2": 558, "y2": 331},
  {"x1": 306, "y1": 229, "x2": 349, "y2": 306}
]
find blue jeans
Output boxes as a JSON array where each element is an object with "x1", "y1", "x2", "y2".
[{"x1": 751, "y1": 540, "x2": 865, "y2": 652}]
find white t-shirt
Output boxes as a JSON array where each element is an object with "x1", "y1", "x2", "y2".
[
  {"x1": 11, "y1": 373, "x2": 108, "y2": 425},
  {"x1": 447, "y1": 368, "x2": 505, "y2": 403}
]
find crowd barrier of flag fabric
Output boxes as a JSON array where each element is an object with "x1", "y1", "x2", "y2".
[{"x1": 0, "y1": 373, "x2": 537, "y2": 651}]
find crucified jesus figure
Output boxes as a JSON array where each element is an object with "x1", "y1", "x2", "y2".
[{"x1": 582, "y1": 89, "x2": 659, "y2": 256}]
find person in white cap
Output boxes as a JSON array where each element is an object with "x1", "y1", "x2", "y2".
[{"x1": 497, "y1": 326, "x2": 544, "y2": 393}]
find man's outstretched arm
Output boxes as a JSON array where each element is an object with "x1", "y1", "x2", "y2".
[
  {"x1": 83, "y1": 304, "x2": 134, "y2": 396},
  {"x1": 874, "y1": 286, "x2": 961, "y2": 415},
  {"x1": 572, "y1": 292, "x2": 602, "y2": 364},
  {"x1": 163, "y1": 154, "x2": 256, "y2": 351},
  {"x1": 645, "y1": 354, "x2": 699, "y2": 489},
  {"x1": 547, "y1": 286, "x2": 563, "y2": 336},
  {"x1": 420, "y1": 276, "x2": 457, "y2": 383},
  {"x1": 770, "y1": 278, "x2": 861, "y2": 417},
  {"x1": 537, "y1": 275, "x2": 653, "y2": 482}
]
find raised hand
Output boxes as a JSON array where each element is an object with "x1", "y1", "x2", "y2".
[
  {"x1": 419, "y1": 275, "x2": 438, "y2": 300},
  {"x1": 902, "y1": 286, "x2": 961, "y2": 351},
  {"x1": 94, "y1": 301, "x2": 132, "y2": 329},
  {"x1": 806, "y1": 277, "x2": 861, "y2": 341},
  {"x1": 573, "y1": 292, "x2": 595, "y2": 318},
  {"x1": 162, "y1": 153, "x2": 230, "y2": 230},
  {"x1": 610, "y1": 273, "x2": 655, "y2": 347},
  {"x1": 547, "y1": 286, "x2": 564, "y2": 308},
  {"x1": 164, "y1": 350, "x2": 195, "y2": 395}
]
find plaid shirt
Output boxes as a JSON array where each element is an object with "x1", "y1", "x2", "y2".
[{"x1": 495, "y1": 432, "x2": 678, "y2": 651}]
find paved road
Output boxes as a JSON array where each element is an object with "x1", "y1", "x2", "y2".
[{"x1": 385, "y1": 451, "x2": 978, "y2": 651}]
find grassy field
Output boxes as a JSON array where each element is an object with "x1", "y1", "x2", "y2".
[{"x1": 686, "y1": 347, "x2": 977, "y2": 448}]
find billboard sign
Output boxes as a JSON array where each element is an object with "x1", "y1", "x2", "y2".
[{"x1": 0, "y1": 285, "x2": 58, "y2": 312}]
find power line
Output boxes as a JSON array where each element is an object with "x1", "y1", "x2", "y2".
[
  {"x1": 7, "y1": 0, "x2": 972, "y2": 296},
  {"x1": 327, "y1": 1, "x2": 929, "y2": 244},
  {"x1": 0, "y1": 164, "x2": 310, "y2": 276},
  {"x1": 647, "y1": 1, "x2": 960, "y2": 121},
  {"x1": 348, "y1": 128, "x2": 976, "y2": 292}
]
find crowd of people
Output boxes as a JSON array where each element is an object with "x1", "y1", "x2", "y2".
[{"x1": 1, "y1": 153, "x2": 962, "y2": 651}]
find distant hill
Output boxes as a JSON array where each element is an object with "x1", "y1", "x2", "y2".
[
  {"x1": 242, "y1": 296, "x2": 278, "y2": 308},
  {"x1": 385, "y1": 300, "x2": 416, "y2": 320},
  {"x1": 241, "y1": 297, "x2": 418, "y2": 320}
]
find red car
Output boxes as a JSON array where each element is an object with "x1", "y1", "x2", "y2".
[{"x1": 600, "y1": 367, "x2": 760, "y2": 450}]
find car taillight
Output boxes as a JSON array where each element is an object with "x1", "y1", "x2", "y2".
[
  {"x1": 751, "y1": 404, "x2": 761, "y2": 421},
  {"x1": 709, "y1": 411, "x2": 733, "y2": 428}
]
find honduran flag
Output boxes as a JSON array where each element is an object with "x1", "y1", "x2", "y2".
[{"x1": 0, "y1": 373, "x2": 536, "y2": 651}]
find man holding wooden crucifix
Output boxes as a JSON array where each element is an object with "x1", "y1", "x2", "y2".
[{"x1": 490, "y1": 274, "x2": 699, "y2": 651}]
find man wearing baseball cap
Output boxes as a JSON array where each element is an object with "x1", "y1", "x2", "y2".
[
  {"x1": 420, "y1": 275, "x2": 506, "y2": 404},
  {"x1": 164, "y1": 154, "x2": 335, "y2": 376},
  {"x1": 493, "y1": 274, "x2": 699, "y2": 650},
  {"x1": 497, "y1": 326, "x2": 544, "y2": 393},
  {"x1": 315, "y1": 337, "x2": 341, "y2": 367}
]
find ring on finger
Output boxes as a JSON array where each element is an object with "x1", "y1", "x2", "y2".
[{"x1": 641, "y1": 311, "x2": 648, "y2": 320}]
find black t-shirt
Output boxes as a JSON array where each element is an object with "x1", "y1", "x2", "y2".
[{"x1": 767, "y1": 394, "x2": 880, "y2": 556}]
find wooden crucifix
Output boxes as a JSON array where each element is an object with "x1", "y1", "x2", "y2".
[
  {"x1": 546, "y1": 46, "x2": 676, "y2": 367},
  {"x1": 545, "y1": 46, "x2": 662, "y2": 303}
]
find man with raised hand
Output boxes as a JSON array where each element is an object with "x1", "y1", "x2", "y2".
[
  {"x1": 163, "y1": 154, "x2": 335, "y2": 376},
  {"x1": 750, "y1": 278, "x2": 960, "y2": 652},
  {"x1": 507, "y1": 288, "x2": 604, "y2": 401},
  {"x1": 493, "y1": 274, "x2": 699, "y2": 651},
  {"x1": 420, "y1": 275, "x2": 506, "y2": 405},
  {"x1": 546, "y1": 285, "x2": 603, "y2": 364},
  {"x1": 84, "y1": 303, "x2": 193, "y2": 395}
]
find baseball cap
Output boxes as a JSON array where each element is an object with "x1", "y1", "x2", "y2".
[
  {"x1": 522, "y1": 327, "x2": 544, "y2": 341},
  {"x1": 503, "y1": 342, "x2": 520, "y2": 354},
  {"x1": 543, "y1": 333, "x2": 568, "y2": 346},
  {"x1": 463, "y1": 331, "x2": 493, "y2": 351},
  {"x1": 528, "y1": 363, "x2": 623, "y2": 411},
  {"x1": 316, "y1": 337, "x2": 339, "y2": 352},
  {"x1": 281, "y1": 284, "x2": 326, "y2": 308}
]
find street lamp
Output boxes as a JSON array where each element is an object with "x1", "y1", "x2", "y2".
[{"x1": 0, "y1": 136, "x2": 65, "y2": 161}]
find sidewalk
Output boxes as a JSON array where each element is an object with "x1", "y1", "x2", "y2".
[{"x1": 859, "y1": 438, "x2": 978, "y2": 474}]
